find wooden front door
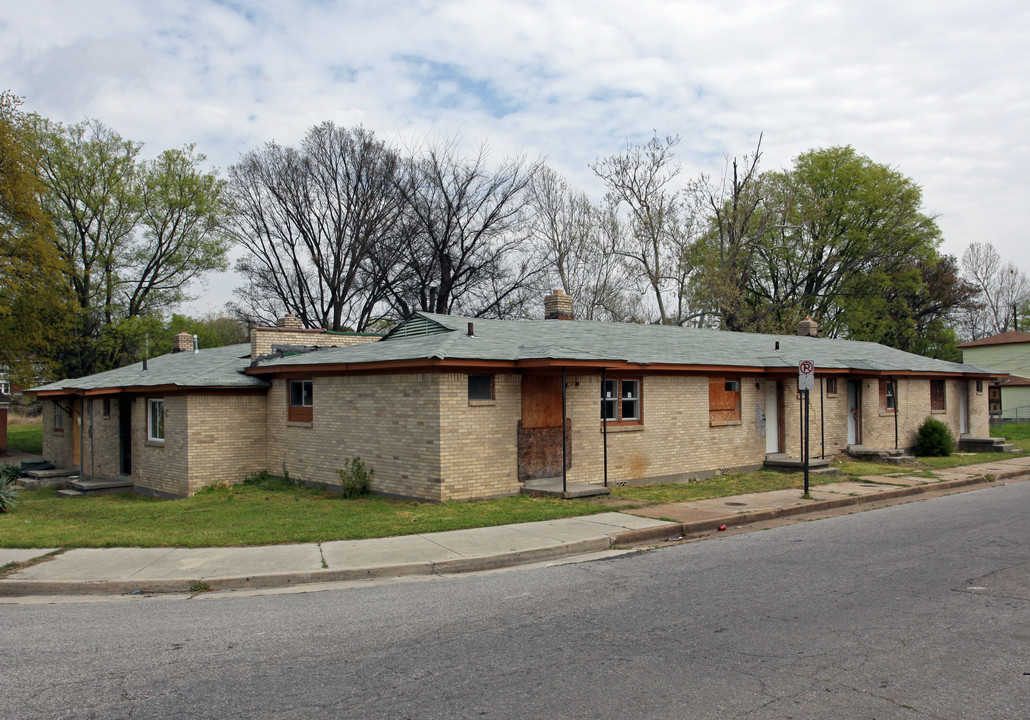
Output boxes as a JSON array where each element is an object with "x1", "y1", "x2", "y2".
[{"x1": 517, "y1": 374, "x2": 570, "y2": 481}]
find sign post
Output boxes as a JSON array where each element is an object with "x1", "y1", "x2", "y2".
[{"x1": 798, "y1": 361, "x2": 815, "y2": 496}]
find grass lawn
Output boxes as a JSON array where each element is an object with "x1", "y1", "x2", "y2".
[
  {"x1": 2, "y1": 421, "x2": 1026, "y2": 550},
  {"x1": 5, "y1": 420, "x2": 42, "y2": 455}
]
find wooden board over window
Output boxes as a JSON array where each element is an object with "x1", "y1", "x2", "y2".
[
  {"x1": 930, "y1": 380, "x2": 946, "y2": 412},
  {"x1": 709, "y1": 376, "x2": 741, "y2": 423},
  {"x1": 522, "y1": 375, "x2": 563, "y2": 428}
]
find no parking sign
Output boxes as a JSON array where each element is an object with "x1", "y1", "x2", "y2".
[{"x1": 798, "y1": 360, "x2": 815, "y2": 391}]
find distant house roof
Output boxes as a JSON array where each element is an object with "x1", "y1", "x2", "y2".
[
  {"x1": 958, "y1": 331, "x2": 1030, "y2": 348},
  {"x1": 248, "y1": 312, "x2": 1001, "y2": 378},
  {"x1": 30, "y1": 344, "x2": 268, "y2": 396},
  {"x1": 998, "y1": 374, "x2": 1030, "y2": 387}
]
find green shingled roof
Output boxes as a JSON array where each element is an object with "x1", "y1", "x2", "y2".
[
  {"x1": 31, "y1": 343, "x2": 267, "y2": 393},
  {"x1": 256, "y1": 312, "x2": 1000, "y2": 376}
]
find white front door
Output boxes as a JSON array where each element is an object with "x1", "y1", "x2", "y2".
[
  {"x1": 847, "y1": 381, "x2": 861, "y2": 446},
  {"x1": 959, "y1": 383, "x2": 970, "y2": 435},
  {"x1": 765, "y1": 382, "x2": 779, "y2": 454}
]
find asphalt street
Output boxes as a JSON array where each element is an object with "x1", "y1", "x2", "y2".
[{"x1": 2, "y1": 480, "x2": 1028, "y2": 719}]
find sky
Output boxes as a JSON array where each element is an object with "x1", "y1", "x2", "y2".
[{"x1": 3, "y1": 0, "x2": 1029, "y2": 317}]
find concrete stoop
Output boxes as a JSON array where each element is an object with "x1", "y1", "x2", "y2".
[
  {"x1": 520, "y1": 478, "x2": 612, "y2": 499},
  {"x1": 763, "y1": 454, "x2": 833, "y2": 470},
  {"x1": 959, "y1": 436, "x2": 1018, "y2": 453},
  {"x1": 847, "y1": 446, "x2": 915, "y2": 464},
  {"x1": 67, "y1": 477, "x2": 134, "y2": 497}
]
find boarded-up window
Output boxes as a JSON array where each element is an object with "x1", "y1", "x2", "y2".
[
  {"x1": 930, "y1": 380, "x2": 946, "y2": 412},
  {"x1": 709, "y1": 376, "x2": 741, "y2": 423},
  {"x1": 288, "y1": 379, "x2": 313, "y2": 422}
]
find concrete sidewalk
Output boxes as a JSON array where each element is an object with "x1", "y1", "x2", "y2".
[{"x1": 2, "y1": 456, "x2": 1028, "y2": 597}]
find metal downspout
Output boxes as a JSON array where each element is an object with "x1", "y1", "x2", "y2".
[
  {"x1": 893, "y1": 376, "x2": 899, "y2": 450},
  {"x1": 602, "y1": 368, "x2": 608, "y2": 487},
  {"x1": 561, "y1": 367, "x2": 567, "y2": 494},
  {"x1": 820, "y1": 376, "x2": 825, "y2": 459}
]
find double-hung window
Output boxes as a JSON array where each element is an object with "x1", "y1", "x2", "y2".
[
  {"x1": 288, "y1": 379, "x2": 313, "y2": 422},
  {"x1": 602, "y1": 377, "x2": 641, "y2": 424},
  {"x1": 148, "y1": 398, "x2": 165, "y2": 442},
  {"x1": 54, "y1": 403, "x2": 65, "y2": 433},
  {"x1": 879, "y1": 379, "x2": 896, "y2": 414}
]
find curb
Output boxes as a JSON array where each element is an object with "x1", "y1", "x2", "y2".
[
  {"x1": 0, "y1": 536, "x2": 614, "y2": 597},
  {"x1": 610, "y1": 473, "x2": 1018, "y2": 546},
  {"x1": 1, "y1": 470, "x2": 1026, "y2": 597}
]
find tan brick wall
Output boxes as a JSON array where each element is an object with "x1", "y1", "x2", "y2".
[
  {"x1": 185, "y1": 394, "x2": 268, "y2": 493},
  {"x1": 438, "y1": 373, "x2": 521, "y2": 500},
  {"x1": 41, "y1": 398, "x2": 75, "y2": 469},
  {"x1": 82, "y1": 398, "x2": 123, "y2": 479},
  {"x1": 266, "y1": 374, "x2": 445, "y2": 501},
  {"x1": 554, "y1": 374, "x2": 768, "y2": 486},
  {"x1": 250, "y1": 326, "x2": 380, "y2": 358},
  {"x1": 133, "y1": 395, "x2": 189, "y2": 497}
]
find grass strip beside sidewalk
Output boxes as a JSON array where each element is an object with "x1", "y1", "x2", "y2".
[{"x1": 2, "y1": 422, "x2": 1026, "y2": 549}]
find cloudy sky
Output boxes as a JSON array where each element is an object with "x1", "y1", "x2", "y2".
[{"x1": 3, "y1": 0, "x2": 1028, "y2": 315}]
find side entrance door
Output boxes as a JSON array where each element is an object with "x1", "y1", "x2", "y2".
[
  {"x1": 119, "y1": 397, "x2": 132, "y2": 475},
  {"x1": 847, "y1": 380, "x2": 862, "y2": 446},
  {"x1": 765, "y1": 381, "x2": 782, "y2": 454}
]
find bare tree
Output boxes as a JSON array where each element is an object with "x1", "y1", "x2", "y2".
[
  {"x1": 690, "y1": 137, "x2": 771, "y2": 330},
  {"x1": 590, "y1": 133, "x2": 699, "y2": 325},
  {"x1": 225, "y1": 123, "x2": 403, "y2": 331},
  {"x1": 527, "y1": 166, "x2": 632, "y2": 320},
  {"x1": 958, "y1": 241, "x2": 1030, "y2": 339},
  {"x1": 390, "y1": 137, "x2": 542, "y2": 318}
]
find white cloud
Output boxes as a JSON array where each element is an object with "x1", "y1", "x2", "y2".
[{"x1": 4, "y1": 0, "x2": 1029, "y2": 314}]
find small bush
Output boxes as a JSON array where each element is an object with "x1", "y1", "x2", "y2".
[
  {"x1": 914, "y1": 417, "x2": 955, "y2": 457},
  {"x1": 0, "y1": 465, "x2": 20, "y2": 513},
  {"x1": 336, "y1": 457, "x2": 373, "y2": 499}
]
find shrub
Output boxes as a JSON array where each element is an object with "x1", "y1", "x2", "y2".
[
  {"x1": 336, "y1": 457, "x2": 373, "y2": 499},
  {"x1": 0, "y1": 465, "x2": 20, "y2": 513},
  {"x1": 914, "y1": 417, "x2": 955, "y2": 457}
]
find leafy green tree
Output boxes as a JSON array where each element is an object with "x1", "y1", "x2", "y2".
[
  {"x1": 749, "y1": 146, "x2": 946, "y2": 339},
  {"x1": 0, "y1": 92, "x2": 74, "y2": 385},
  {"x1": 31, "y1": 117, "x2": 228, "y2": 375}
]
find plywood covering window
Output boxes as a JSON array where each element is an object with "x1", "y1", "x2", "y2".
[
  {"x1": 709, "y1": 377, "x2": 742, "y2": 424},
  {"x1": 289, "y1": 379, "x2": 313, "y2": 422},
  {"x1": 930, "y1": 380, "x2": 946, "y2": 412},
  {"x1": 602, "y1": 376, "x2": 641, "y2": 425},
  {"x1": 879, "y1": 379, "x2": 896, "y2": 414}
]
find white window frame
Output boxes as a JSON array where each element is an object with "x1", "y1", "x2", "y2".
[{"x1": 148, "y1": 398, "x2": 165, "y2": 442}]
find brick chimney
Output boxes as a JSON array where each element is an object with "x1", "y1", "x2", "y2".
[
  {"x1": 276, "y1": 313, "x2": 304, "y2": 329},
  {"x1": 173, "y1": 331, "x2": 194, "y2": 353},
  {"x1": 797, "y1": 317, "x2": 818, "y2": 337},
  {"x1": 544, "y1": 290, "x2": 575, "y2": 320}
]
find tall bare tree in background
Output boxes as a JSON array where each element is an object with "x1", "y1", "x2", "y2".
[
  {"x1": 591, "y1": 133, "x2": 700, "y2": 325},
  {"x1": 958, "y1": 241, "x2": 1030, "y2": 339},
  {"x1": 527, "y1": 166, "x2": 636, "y2": 320},
  {"x1": 225, "y1": 123, "x2": 402, "y2": 331},
  {"x1": 690, "y1": 138, "x2": 770, "y2": 331},
  {"x1": 390, "y1": 138, "x2": 541, "y2": 318}
]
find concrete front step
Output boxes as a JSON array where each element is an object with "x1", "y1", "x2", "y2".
[
  {"x1": 57, "y1": 489, "x2": 84, "y2": 498},
  {"x1": 65, "y1": 477, "x2": 134, "y2": 497},
  {"x1": 521, "y1": 478, "x2": 612, "y2": 499},
  {"x1": 763, "y1": 454, "x2": 832, "y2": 469},
  {"x1": 959, "y1": 436, "x2": 1018, "y2": 453}
]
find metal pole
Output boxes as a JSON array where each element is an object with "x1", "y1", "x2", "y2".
[
  {"x1": 803, "y1": 388, "x2": 810, "y2": 496},
  {"x1": 561, "y1": 367, "x2": 567, "y2": 494},
  {"x1": 601, "y1": 368, "x2": 608, "y2": 487}
]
